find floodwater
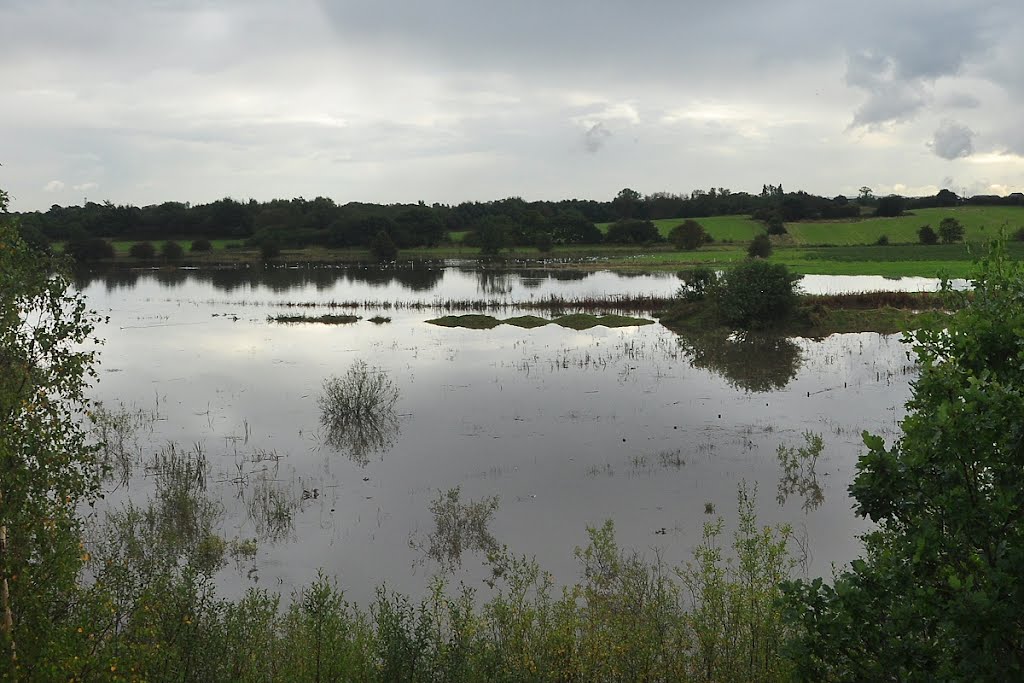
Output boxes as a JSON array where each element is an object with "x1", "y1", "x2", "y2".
[{"x1": 79, "y1": 265, "x2": 922, "y2": 604}]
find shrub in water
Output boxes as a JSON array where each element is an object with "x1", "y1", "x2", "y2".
[{"x1": 714, "y1": 260, "x2": 802, "y2": 329}]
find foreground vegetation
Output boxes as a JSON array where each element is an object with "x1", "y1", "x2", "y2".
[{"x1": 5, "y1": 182, "x2": 1024, "y2": 679}]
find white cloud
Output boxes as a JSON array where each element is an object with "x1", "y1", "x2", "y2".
[{"x1": 43, "y1": 179, "x2": 65, "y2": 192}]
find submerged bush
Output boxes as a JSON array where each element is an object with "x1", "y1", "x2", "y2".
[{"x1": 318, "y1": 361, "x2": 400, "y2": 465}]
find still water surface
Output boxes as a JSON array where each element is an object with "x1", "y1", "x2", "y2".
[{"x1": 80, "y1": 266, "x2": 921, "y2": 604}]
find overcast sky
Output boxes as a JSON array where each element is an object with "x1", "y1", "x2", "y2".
[{"x1": 3, "y1": 0, "x2": 1023, "y2": 211}]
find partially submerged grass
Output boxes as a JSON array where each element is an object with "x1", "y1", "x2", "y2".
[
  {"x1": 661, "y1": 289, "x2": 952, "y2": 338},
  {"x1": 269, "y1": 313, "x2": 361, "y2": 324},
  {"x1": 427, "y1": 313, "x2": 655, "y2": 330}
]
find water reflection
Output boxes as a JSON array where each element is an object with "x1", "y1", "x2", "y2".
[
  {"x1": 76, "y1": 263, "x2": 446, "y2": 294},
  {"x1": 318, "y1": 361, "x2": 401, "y2": 466},
  {"x1": 676, "y1": 331, "x2": 803, "y2": 393},
  {"x1": 776, "y1": 432, "x2": 825, "y2": 513},
  {"x1": 409, "y1": 486, "x2": 501, "y2": 572}
]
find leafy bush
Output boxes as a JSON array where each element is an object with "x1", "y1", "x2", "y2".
[
  {"x1": 161, "y1": 240, "x2": 185, "y2": 261},
  {"x1": 783, "y1": 242, "x2": 1024, "y2": 679},
  {"x1": 65, "y1": 235, "x2": 114, "y2": 263},
  {"x1": 875, "y1": 234, "x2": 889, "y2": 246},
  {"x1": 605, "y1": 218, "x2": 661, "y2": 244},
  {"x1": 747, "y1": 233, "x2": 773, "y2": 258},
  {"x1": 918, "y1": 224, "x2": 938, "y2": 244},
  {"x1": 190, "y1": 238, "x2": 213, "y2": 252},
  {"x1": 129, "y1": 241, "x2": 156, "y2": 259},
  {"x1": 938, "y1": 216, "x2": 965, "y2": 243},
  {"x1": 668, "y1": 219, "x2": 709, "y2": 250},
  {"x1": 369, "y1": 230, "x2": 398, "y2": 262},
  {"x1": 677, "y1": 266, "x2": 718, "y2": 302},
  {"x1": 713, "y1": 260, "x2": 802, "y2": 329}
]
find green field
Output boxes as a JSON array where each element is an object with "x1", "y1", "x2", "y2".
[{"x1": 784, "y1": 206, "x2": 1024, "y2": 246}]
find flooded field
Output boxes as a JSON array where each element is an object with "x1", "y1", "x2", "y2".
[{"x1": 80, "y1": 265, "x2": 922, "y2": 604}]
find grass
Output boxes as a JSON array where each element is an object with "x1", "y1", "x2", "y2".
[
  {"x1": 269, "y1": 314, "x2": 361, "y2": 324},
  {"x1": 784, "y1": 206, "x2": 1024, "y2": 246},
  {"x1": 426, "y1": 313, "x2": 655, "y2": 330},
  {"x1": 661, "y1": 289, "x2": 951, "y2": 337}
]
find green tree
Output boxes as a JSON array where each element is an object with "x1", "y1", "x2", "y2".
[
  {"x1": 475, "y1": 216, "x2": 513, "y2": 256},
  {"x1": 129, "y1": 241, "x2": 156, "y2": 259},
  {"x1": 747, "y1": 234, "x2": 772, "y2": 258},
  {"x1": 918, "y1": 224, "x2": 938, "y2": 244},
  {"x1": 369, "y1": 229, "x2": 398, "y2": 262},
  {"x1": 161, "y1": 240, "x2": 184, "y2": 262},
  {"x1": 783, "y1": 242, "x2": 1024, "y2": 679},
  {"x1": 669, "y1": 219, "x2": 709, "y2": 250},
  {"x1": 874, "y1": 194, "x2": 905, "y2": 217},
  {"x1": 938, "y1": 217, "x2": 965, "y2": 243},
  {"x1": 713, "y1": 260, "x2": 801, "y2": 329},
  {"x1": 1, "y1": 188, "x2": 105, "y2": 670}
]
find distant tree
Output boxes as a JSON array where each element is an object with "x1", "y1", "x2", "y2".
[
  {"x1": 605, "y1": 219, "x2": 661, "y2": 244},
  {"x1": 748, "y1": 234, "x2": 773, "y2": 258},
  {"x1": 765, "y1": 214, "x2": 787, "y2": 235},
  {"x1": 875, "y1": 234, "x2": 890, "y2": 246},
  {"x1": 190, "y1": 238, "x2": 212, "y2": 252},
  {"x1": 129, "y1": 241, "x2": 156, "y2": 259},
  {"x1": 160, "y1": 240, "x2": 184, "y2": 262},
  {"x1": 669, "y1": 220, "x2": 709, "y2": 250},
  {"x1": 918, "y1": 225, "x2": 938, "y2": 245},
  {"x1": 64, "y1": 235, "x2": 114, "y2": 263},
  {"x1": 534, "y1": 232, "x2": 554, "y2": 253},
  {"x1": 875, "y1": 195, "x2": 905, "y2": 217},
  {"x1": 260, "y1": 240, "x2": 281, "y2": 260},
  {"x1": 369, "y1": 230, "x2": 398, "y2": 262},
  {"x1": 476, "y1": 216, "x2": 513, "y2": 256},
  {"x1": 611, "y1": 188, "x2": 646, "y2": 220},
  {"x1": 938, "y1": 217, "x2": 965, "y2": 243},
  {"x1": 549, "y1": 210, "x2": 602, "y2": 244},
  {"x1": 935, "y1": 188, "x2": 959, "y2": 207},
  {"x1": 858, "y1": 186, "x2": 875, "y2": 205}
]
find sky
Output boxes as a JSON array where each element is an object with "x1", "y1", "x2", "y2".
[{"x1": 3, "y1": 0, "x2": 1024, "y2": 211}]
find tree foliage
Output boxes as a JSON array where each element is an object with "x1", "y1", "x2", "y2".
[
  {"x1": 747, "y1": 234, "x2": 773, "y2": 258},
  {"x1": 713, "y1": 260, "x2": 801, "y2": 329},
  {"x1": 669, "y1": 219, "x2": 709, "y2": 250},
  {"x1": 783, "y1": 242, "x2": 1024, "y2": 678},
  {"x1": 918, "y1": 224, "x2": 938, "y2": 244},
  {"x1": 0, "y1": 188, "x2": 106, "y2": 669},
  {"x1": 938, "y1": 217, "x2": 965, "y2": 243}
]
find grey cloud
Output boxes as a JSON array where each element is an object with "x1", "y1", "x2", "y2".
[
  {"x1": 583, "y1": 123, "x2": 611, "y2": 154},
  {"x1": 944, "y1": 92, "x2": 981, "y2": 109},
  {"x1": 930, "y1": 121, "x2": 974, "y2": 160}
]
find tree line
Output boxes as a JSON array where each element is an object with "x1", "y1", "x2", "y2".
[{"x1": 6, "y1": 186, "x2": 1023, "y2": 257}]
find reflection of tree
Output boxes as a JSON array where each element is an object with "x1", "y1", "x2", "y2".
[
  {"x1": 676, "y1": 330, "x2": 802, "y2": 393},
  {"x1": 475, "y1": 269, "x2": 513, "y2": 296},
  {"x1": 323, "y1": 409, "x2": 399, "y2": 466},
  {"x1": 409, "y1": 486, "x2": 500, "y2": 572},
  {"x1": 776, "y1": 432, "x2": 824, "y2": 513},
  {"x1": 318, "y1": 361, "x2": 400, "y2": 466}
]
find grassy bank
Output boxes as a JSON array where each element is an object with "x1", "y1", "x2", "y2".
[{"x1": 660, "y1": 289, "x2": 950, "y2": 337}]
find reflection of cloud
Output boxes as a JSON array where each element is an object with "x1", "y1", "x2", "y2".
[{"x1": 677, "y1": 330, "x2": 802, "y2": 393}]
